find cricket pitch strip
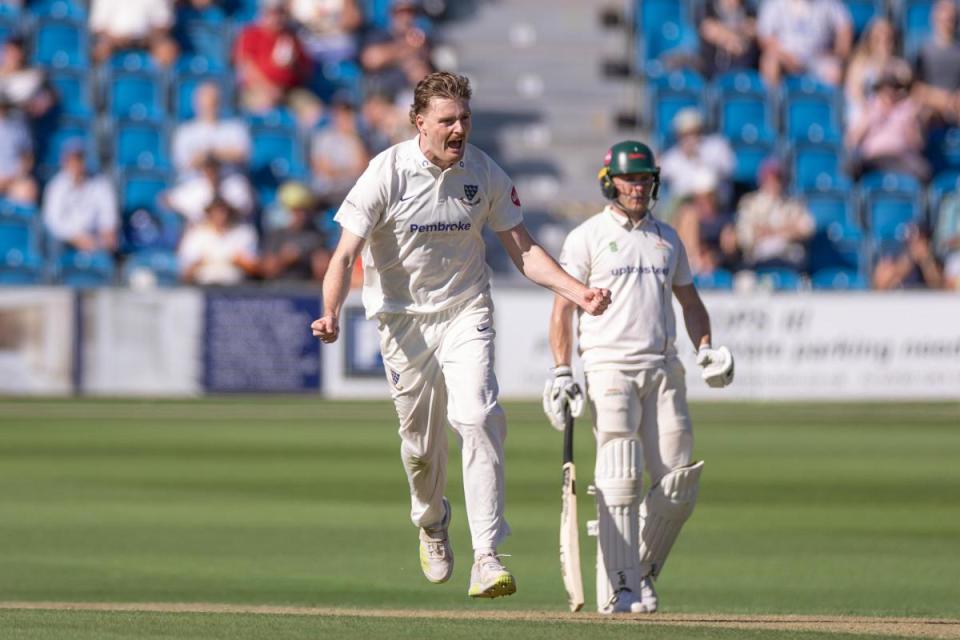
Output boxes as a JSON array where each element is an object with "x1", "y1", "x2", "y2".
[{"x1": 2, "y1": 602, "x2": 959, "y2": 639}]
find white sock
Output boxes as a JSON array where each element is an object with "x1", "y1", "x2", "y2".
[{"x1": 474, "y1": 548, "x2": 495, "y2": 561}]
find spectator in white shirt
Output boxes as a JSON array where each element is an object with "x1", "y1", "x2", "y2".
[
  {"x1": 178, "y1": 196, "x2": 259, "y2": 285},
  {"x1": 0, "y1": 36, "x2": 55, "y2": 120},
  {"x1": 42, "y1": 139, "x2": 118, "y2": 253},
  {"x1": 757, "y1": 0, "x2": 853, "y2": 87},
  {"x1": 171, "y1": 82, "x2": 251, "y2": 179},
  {"x1": 163, "y1": 154, "x2": 255, "y2": 225},
  {"x1": 90, "y1": 0, "x2": 178, "y2": 67},
  {"x1": 659, "y1": 108, "x2": 735, "y2": 208}
]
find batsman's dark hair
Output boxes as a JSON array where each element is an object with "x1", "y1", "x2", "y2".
[{"x1": 409, "y1": 72, "x2": 472, "y2": 125}]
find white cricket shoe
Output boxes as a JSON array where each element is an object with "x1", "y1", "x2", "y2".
[
  {"x1": 600, "y1": 582, "x2": 657, "y2": 614},
  {"x1": 468, "y1": 553, "x2": 516, "y2": 598},
  {"x1": 639, "y1": 575, "x2": 659, "y2": 612},
  {"x1": 419, "y1": 497, "x2": 453, "y2": 583}
]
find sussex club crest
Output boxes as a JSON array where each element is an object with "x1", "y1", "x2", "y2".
[{"x1": 461, "y1": 184, "x2": 481, "y2": 205}]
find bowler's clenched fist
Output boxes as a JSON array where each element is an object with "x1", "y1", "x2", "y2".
[
  {"x1": 580, "y1": 287, "x2": 612, "y2": 316},
  {"x1": 311, "y1": 315, "x2": 340, "y2": 343}
]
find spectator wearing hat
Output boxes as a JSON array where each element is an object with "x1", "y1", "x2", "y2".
[
  {"x1": 178, "y1": 196, "x2": 259, "y2": 285},
  {"x1": 674, "y1": 169, "x2": 740, "y2": 276},
  {"x1": 913, "y1": 0, "x2": 960, "y2": 124},
  {"x1": 163, "y1": 154, "x2": 254, "y2": 226},
  {"x1": 360, "y1": 0, "x2": 433, "y2": 98},
  {"x1": 261, "y1": 181, "x2": 331, "y2": 282},
  {"x1": 234, "y1": 0, "x2": 312, "y2": 114},
  {"x1": 735, "y1": 158, "x2": 814, "y2": 272},
  {"x1": 844, "y1": 18, "x2": 909, "y2": 126},
  {"x1": 90, "y1": 0, "x2": 179, "y2": 67},
  {"x1": 845, "y1": 65, "x2": 932, "y2": 182},
  {"x1": 171, "y1": 82, "x2": 251, "y2": 180},
  {"x1": 0, "y1": 96, "x2": 36, "y2": 205},
  {"x1": 42, "y1": 139, "x2": 118, "y2": 253},
  {"x1": 310, "y1": 93, "x2": 369, "y2": 202},
  {"x1": 757, "y1": 0, "x2": 852, "y2": 87},
  {"x1": 0, "y1": 36, "x2": 55, "y2": 120},
  {"x1": 659, "y1": 108, "x2": 735, "y2": 207}
]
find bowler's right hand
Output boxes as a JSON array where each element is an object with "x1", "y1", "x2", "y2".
[
  {"x1": 311, "y1": 315, "x2": 340, "y2": 343},
  {"x1": 580, "y1": 287, "x2": 612, "y2": 316}
]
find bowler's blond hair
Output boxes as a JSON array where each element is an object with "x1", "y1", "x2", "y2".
[{"x1": 409, "y1": 72, "x2": 472, "y2": 126}]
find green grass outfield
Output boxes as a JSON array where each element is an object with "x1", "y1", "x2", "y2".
[{"x1": 0, "y1": 398, "x2": 958, "y2": 639}]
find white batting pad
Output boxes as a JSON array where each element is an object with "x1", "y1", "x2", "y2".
[
  {"x1": 594, "y1": 437, "x2": 643, "y2": 612},
  {"x1": 638, "y1": 460, "x2": 704, "y2": 578}
]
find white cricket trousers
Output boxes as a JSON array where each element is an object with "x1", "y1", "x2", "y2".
[
  {"x1": 377, "y1": 291, "x2": 510, "y2": 552},
  {"x1": 585, "y1": 360, "x2": 693, "y2": 485}
]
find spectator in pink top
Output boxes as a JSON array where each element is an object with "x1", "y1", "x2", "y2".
[{"x1": 844, "y1": 67, "x2": 932, "y2": 181}]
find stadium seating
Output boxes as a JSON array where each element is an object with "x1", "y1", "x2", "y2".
[
  {"x1": 783, "y1": 94, "x2": 842, "y2": 144},
  {"x1": 172, "y1": 74, "x2": 234, "y2": 120},
  {"x1": 48, "y1": 69, "x2": 94, "y2": 119},
  {"x1": 792, "y1": 143, "x2": 851, "y2": 192},
  {"x1": 32, "y1": 19, "x2": 88, "y2": 69},
  {"x1": 107, "y1": 69, "x2": 167, "y2": 122},
  {"x1": 119, "y1": 170, "x2": 180, "y2": 252},
  {"x1": 36, "y1": 126, "x2": 96, "y2": 179},
  {"x1": 719, "y1": 93, "x2": 775, "y2": 143},
  {"x1": 0, "y1": 220, "x2": 44, "y2": 284},
  {"x1": 113, "y1": 121, "x2": 171, "y2": 171},
  {"x1": 693, "y1": 268, "x2": 734, "y2": 290},
  {"x1": 29, "y1": 0, "x2": 87, "y2": 21},
  {"x1": 755, "y1": 266, "x2": 804, "y2": 291},
  {"x1": 929, "y1": 170, "x2": 960, "y2": 223},
  {"x1": 0, "y1": 199, "x2": 39, "y2": 224},
  {"x1": 901, "y1": 0, "x2": 935, "y2": 58},
  {"x1": 731, "y1": 140, "x2": 775, "y2": 188},
  {"x1": 811, "y1": 267, "x2": 869, "y2": 290},
  {"x1": 845, "y1": 0, "x2": 883, "y2": 37},
  {"x1": 54, "y1": 247, "x2": 116, "y2": 287},
  {"x1": 649, "y1": 90, "x2": 702, "y2": 146}
]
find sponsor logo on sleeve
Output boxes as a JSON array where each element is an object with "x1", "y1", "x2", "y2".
[{"x1": 510, "y1": 186, "x2": 521, "y2": 207}]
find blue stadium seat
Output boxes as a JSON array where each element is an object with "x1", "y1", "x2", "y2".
[
  {"x1": 811, "y1": 267, "x2": 868, "y2": 290},
  {"x1": 311, "y1": 59, "x2": 363, "y2": 103},
  {"x1": 792, "y1": 143, "x2": 850, "y2": 192},
  {"x1": 784, "y1": 94, "x2": 841, "y2": 143},
  {"x1": 250, "y1": 126, "x2": 306, "y2": 205},
  {"x1": 32, "y1": 19, "x2": 88, "y2": 69},
  {"x1": 693, "y1": 268, "x2": 734, "y2": 290},
  {"x1": 805, "y1": 190, "x2": 857, "y2": 230},
  {"x1": 808, "y1": 217, "x2": 864, "y2": 274},
  {"x1": 0, "y1": 220, "x2": 44, "y2": 284},
  {"x1": 844, "y1": 0, "x2": 882, "y2": 38},
  {"x1": 48, "y1": 69, "x2": 94, "y2": 120},
  {"x1": 114, "y1": 121, "x2": 170, "y2": 170},
  {"x1": 650, "y1": 90, "x2": 702, "y2": 146},
  {"x1": 636, "y1": 0, "x2": 684, "y2": 38},
  {"x1": 902, "y1": 0, "x2": 935, "y2": 58},
  {"x1": 731, "y1": 140, "x2": 775, "y2": 187},
  {"x1": 713, "y1": 69, "x2": 767, "y2": 97},
  {"x1": 782, "y1": 74, "x2": 838, "y2": 99},
  {"x1": 719, "y1": 94, "x2": 774, "y2": 143},
  {"x1": 246, "y1": 107, "x2": 297, "y2": 130},
  {"x1": 927, "y1": 126, "x2": 960, "y2": 172},
  {"x1": 37, "y1": 126, "x2": 96, "y2": 178},
  {"x1": 0, "y1": 199, "x2": 38, "y2": 223},
  {"x1": 859, "y1": 171, "x2": 921, "y2": 194},
  {"x1": 755, "y1": 266, "x2": 803, "y2": 291},
  {"x1": 28, "y1": 0, "x2": 87, "y2": 20},
  {"x1": 642, "y1": 19, "x2": 699, "y2": 67},
  {"x1": 119, "y1": 170, "x2": 182, "y2": 251},
  {"x1": 56, "y1": 248, "x2": 116, "y2": 287},
  {"x1": 123, "y1": 249, "x2": 180, "y2": 287},
  {"x1": 865, "y1": 192, "x2": 922, "y2": 243},
  {"x1": 648, "y1": 67, "x2": 706, "y2": 93},
  {"x1": 107, "y1": 70, "x2": 166, "y2": 122}
]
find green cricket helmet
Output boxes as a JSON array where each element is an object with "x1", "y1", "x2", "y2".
[{"x1": 598, "y1": 140, "x2": 660, "y2": 200}]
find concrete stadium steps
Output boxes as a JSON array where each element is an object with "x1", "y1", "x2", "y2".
[{"x1": 441, "y1": 0, "x2": 638, "y2": 218}]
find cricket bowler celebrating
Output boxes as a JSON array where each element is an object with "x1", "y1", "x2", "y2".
[
  {"x1": 542, "y1": 140, "x2": 734, "y2": 613},
  {"x1": 311, "y1": 72, "x2": 612, "y2": 599}
]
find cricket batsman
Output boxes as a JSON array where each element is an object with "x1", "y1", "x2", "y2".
[
  {"x1": 542, "y1": 140, "x2": 734, "y2": 613},
  {"x1": 311, "y1": 72, "x2": 611, "y2": 599}
]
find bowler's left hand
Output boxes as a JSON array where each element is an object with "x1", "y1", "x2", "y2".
[{"x1": 580, "y1": 287, "x2": 612, "y2": 316}]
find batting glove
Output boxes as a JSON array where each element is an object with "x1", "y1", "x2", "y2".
[
  {"x1": 697, "y1": 345, "x2": 735, "y2": 388},
  {"x1": 542, "y1": 365, "x2": 585, "y2": 431}
]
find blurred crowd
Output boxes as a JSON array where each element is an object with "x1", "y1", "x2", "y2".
[
  {"x1": 645, "y1": 0, "x2": 960, "y2": 291},
  {"x1": 0, "y1": 0, "x2": 434, "y2": 287}
]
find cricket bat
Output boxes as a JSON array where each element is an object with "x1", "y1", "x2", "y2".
[{"x1": 559, "y1": 407, "x2": 584, "y2": 612}]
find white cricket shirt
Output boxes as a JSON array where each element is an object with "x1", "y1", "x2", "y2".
[
  {"x1": 559, "y1": 205, "x2": 693, "y2": 371},
  {"x1": 335, "y1": 136, "x2": 523, "y2": 318}
]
